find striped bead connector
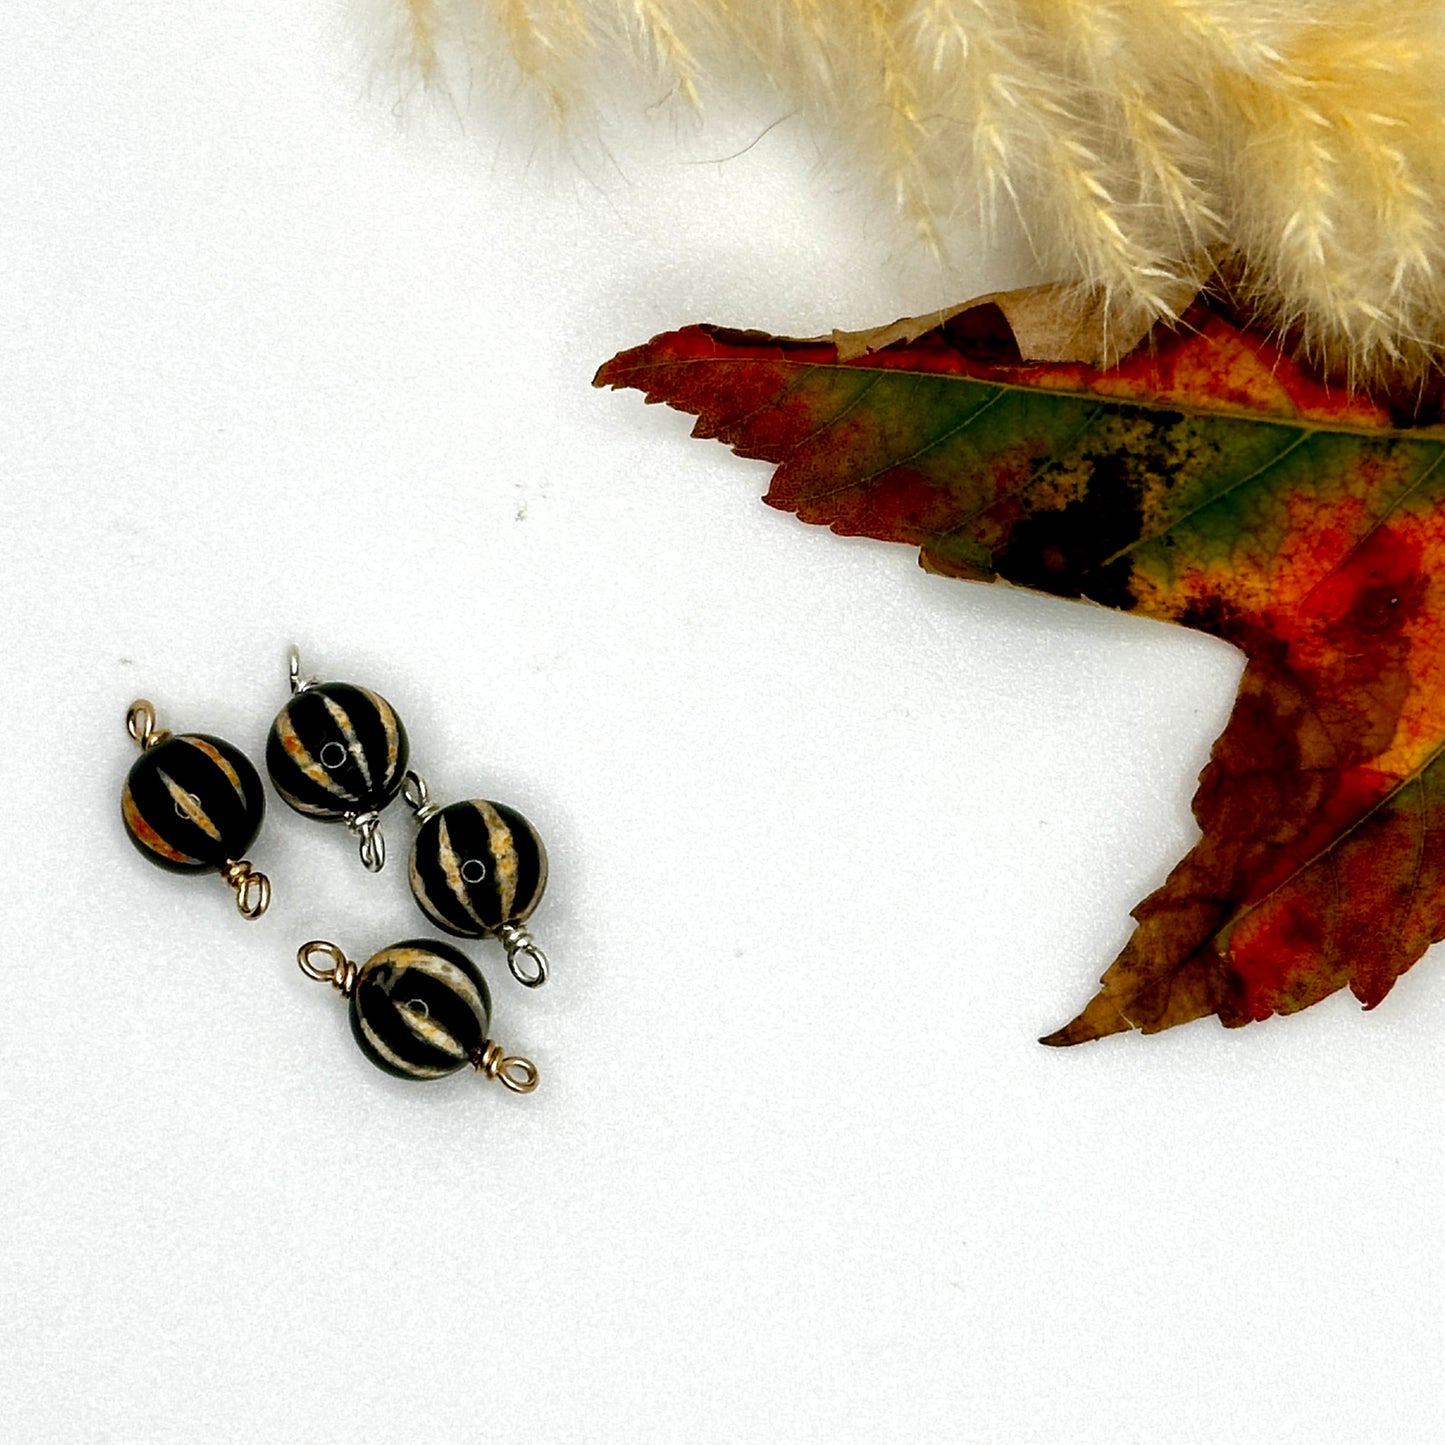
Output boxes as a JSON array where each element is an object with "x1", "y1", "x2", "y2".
[
  {"x1": 120, "y1": 699, "x2": 271, "y2": 919},
  {"x1": 405, "y1": 789, "x2": 552, "y2": 989},
  {"x1": 296, "y1": 937, "x2": 539, "y2": 1093},
  {"x1": 266, "y1": 650, "x2": 409, "y2": 872},
  {"x1": 409, "y1": 799, "x2": 547, "y2": 936}
]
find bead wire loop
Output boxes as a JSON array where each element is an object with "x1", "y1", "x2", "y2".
[
  {"x1": 297, "y1": 940, "x2": 359, "y2": 997},
  {"x1": 473, "y1": 1040, "x2": 540, "y2": 1094},
  {"x1": 401, "y1": 769, "x2": 443, "y2": 824},
  {"x1": 126, "y1": 699, "x2": 172, "y2": 752},
  {"x1": 346, "y1": 811, "x2": 386, "y2": 872},
  {"x1": 222, "y1": 859, "x2": 271, "y2": 920},
  {"x1": 498, "y1": 922, "x2": 550, "y2": 988},
  {"x1": 287, "y1": 645, "x2": 317, "y2": 695}
]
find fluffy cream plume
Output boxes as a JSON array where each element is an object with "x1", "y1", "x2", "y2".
[{"x1": 385, "y1": 0, "x2": 1445, "y2": 376}]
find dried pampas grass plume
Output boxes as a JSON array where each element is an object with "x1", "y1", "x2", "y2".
[{"x1": 381, "y1": 0, "x2": 1445, "y2": 378}]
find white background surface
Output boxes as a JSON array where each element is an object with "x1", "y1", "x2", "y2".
[{"x1": 4, "y1": 3, "x2": 1445, "y2": 1442}]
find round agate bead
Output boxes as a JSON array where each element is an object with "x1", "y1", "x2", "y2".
[
  {"x1": 408, "y1": 799, "x2": 549, "y2": 938},
  {"x1": 266, "y1": 681, "x2": 409, "y2": 820},
  {"x1": 348, "y1": 939, "x2": 491, "y2": 1081},
  {"x1": 121, "y1": 733, "x2": 265, "y2": 873}
]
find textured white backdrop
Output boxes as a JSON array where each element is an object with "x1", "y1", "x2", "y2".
[{"x1": 4, "y1": 4, "x2": 1445, "y2": 1442}]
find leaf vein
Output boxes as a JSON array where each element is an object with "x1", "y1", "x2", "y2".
[{"x1": 1099, "y1": 427, "x2": 1316, "y2": 569}]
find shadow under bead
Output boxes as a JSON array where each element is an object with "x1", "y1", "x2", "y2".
[{"x1": 120, "y1": 700, "x2": 270, "y2": 918}]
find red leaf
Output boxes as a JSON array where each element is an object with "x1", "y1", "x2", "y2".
[{"x1": 596, "y1": 294, "x2": 1445, "y2": 1044}]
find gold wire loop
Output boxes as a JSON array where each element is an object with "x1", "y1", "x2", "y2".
[
  {"x1": 498, "y1": 922, "x2": 549, "y2": 988},
  {"x1": 401, "y1": 770, "x2": 442, "y2": 824},
  {"x1": 126, "y1": 699, "x2": 172, "y2": 752},
  {"x1": 221, "y1": 859, "x2": 271, "y2": 920},
  {"x1": 346, "y1": 811, "x2": 386, "y2": 872},
  {"x1": 297, "y1": 940, "x2": 359, "y2": 996},
  {"x1": 473, "y1": 1040, "x2": 540, "y2": 1094}
]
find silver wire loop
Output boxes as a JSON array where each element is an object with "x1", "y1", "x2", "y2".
[
  {"x1": 287, "y1": 645, "x2": 317, "y2": 695},
  {"x1": 497, "y1": 922, "x2": 549, "y2": 988},
  {"x1": 297, "y1": 940, "x2": 359, "y2": 997},
  {"x1": 401, "y1": 769, "x2": 443, "y2": 824},
  {"x1": 346, "y1": 811, "x2": 386, "y2": 872},
  {"x1": 473, "y1": 1040, "x2": 540, "y2": 1094},
  {"x1": 126, "y1": 699, "x2": 172, "y2": 752},
  {"x1": 221, "y1": 859, "x2": 271, "y2": 920}
]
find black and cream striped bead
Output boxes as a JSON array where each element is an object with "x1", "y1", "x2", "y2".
[
  {"x1": 348, "y1": 939, "x2": 491, "y2": 1081},
  {"x1": 408, "y1": 799, "x2": 548, "y2": 938},
  {"x1": 266, "y1": 681, "x2": 409, "y2": 821},
  {"x1": 121, "y1": 733, "x2": 265, "y2": 873}
]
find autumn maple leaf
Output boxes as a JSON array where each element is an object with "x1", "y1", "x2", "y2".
[{"x1": 595, "y1": 289, "x2": 1445, "y2": 1045}]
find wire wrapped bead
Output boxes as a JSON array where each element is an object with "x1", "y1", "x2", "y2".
[
  {"x1": 349, "y1": 939, "x2": 493, "y2": 1081},
  {"x1": 297, "y1": 936, "x2": 539, "y2": 1092},
  {"x1": 122, "y1": 731, "x2": 265, "y2": 874},
  {"x1": 266, "y1": 681, "x2": 409, "y2": 821},
  {"x1": 408, "y1": 799, "x2": 548, "y2": 938}
]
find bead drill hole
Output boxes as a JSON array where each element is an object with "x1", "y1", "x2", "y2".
[
  {"x1": 403, "y1": 998, "x2": 430, "y2": 1018},
  {"x1": 320, "y1": 742, "x2": 347, "y2": 769},
  {"x1": 461, "y1": 859, "x2": 487, "y2": 884},
  {"x1": 174, "y1": 791, "x2": 202, "y2": 819}
]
